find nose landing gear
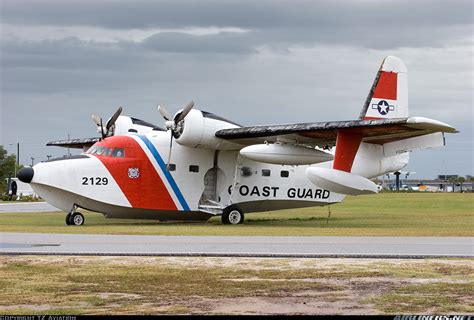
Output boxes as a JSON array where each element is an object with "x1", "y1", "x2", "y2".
[{"x1": 65, "y1": 205, "x2": 85, "y2": 226}]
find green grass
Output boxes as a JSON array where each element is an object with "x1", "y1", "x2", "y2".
[
  {"x1": 368, "y1": 282, "x2": 474, "y2": 314},
  {"x1": 0, "y1": 256, "x2": 472, "y2": 315},
  {"x1": 0, "y1": 193, "x2": 472, "y2": 236},
  {"x1": 0, "y1": 258, "x2": 340, "y2": 314}
]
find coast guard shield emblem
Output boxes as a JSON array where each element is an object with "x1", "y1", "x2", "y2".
[{"x1": 128, "y1": 167, "x2": 140, "y2": 179}]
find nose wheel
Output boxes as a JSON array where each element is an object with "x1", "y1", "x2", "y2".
[{"x1": 65, "y1": 212, "x2": 85, "y2": 226}]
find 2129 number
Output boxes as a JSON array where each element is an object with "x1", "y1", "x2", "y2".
[{"x1": 82, "y1": 177, "x2": 108, "y2": 185}]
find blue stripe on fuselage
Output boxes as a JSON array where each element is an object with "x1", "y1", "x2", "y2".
[{"x1": 138, "y1": 135, "x2": 190, "y2": 211}]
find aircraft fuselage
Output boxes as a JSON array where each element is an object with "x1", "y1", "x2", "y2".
[{"x1": 25, "y1": 131, "x2": 348, "y2": 221}]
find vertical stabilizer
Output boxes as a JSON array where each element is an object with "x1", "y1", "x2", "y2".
[{"x1": 359, "y1": 56, "x2": 408, "y2": 120}]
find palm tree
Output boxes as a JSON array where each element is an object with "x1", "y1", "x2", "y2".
[
  {"x1": 457, "y1": 177, "x2": 465, "y2": 193},
  {"x1": 448, "y1": 177, "x2": 457, "y2": 192}
]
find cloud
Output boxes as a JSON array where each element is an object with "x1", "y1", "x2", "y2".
[
  {"x1": 1, "y1": 0, "x2": 472, "y2": 49},
  {"x1": 2, "y1": 0, "x2": 472, "y2": 29},
  {"x1": 0, "y1": 0, "x2": 472, "y2": 177},
  {"x1": 143, "y1": 32, "x2": 256, "y2": 54}
]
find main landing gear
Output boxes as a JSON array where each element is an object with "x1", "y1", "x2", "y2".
[
  {"x1": 221, "y1": 205, "x2": 244, "y2": 225},
  {"x1": 65, "y1": 206, "x2": 85, "y2": 226}
]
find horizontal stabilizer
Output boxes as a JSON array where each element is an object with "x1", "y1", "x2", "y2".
[
  {"x1": 383, "y1": 132, "x2": 445, "y2": 157},
  {"x1": 306, "y1": 167, "x2": 379, "y2": 196}
]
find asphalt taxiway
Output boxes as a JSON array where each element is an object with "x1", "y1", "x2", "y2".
[
  {"x1": 1, "y1": 203, "x2": 472, "y2": 258},
  {"x1": 0, "y1": 233, "x2": 472, "y2": 258}
]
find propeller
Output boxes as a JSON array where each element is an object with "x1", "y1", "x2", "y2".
[
  {"x1": 157, "y1": 101, "x2": 194, "y2": 168},
  {"x1": 91, "y1": 106, "x2": 123, "y2": 139}
]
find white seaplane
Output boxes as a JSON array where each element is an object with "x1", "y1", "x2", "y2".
[{"x1": 18, "y1": 56, "x2": 457, "y2": 225}]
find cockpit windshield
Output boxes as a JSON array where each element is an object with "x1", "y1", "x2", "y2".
[{"x1": 87, "y1": 146, "x2": 125, "y2": 158}]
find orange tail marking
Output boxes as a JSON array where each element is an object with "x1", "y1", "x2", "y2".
[{"x1": 373, "y1": 71, "x2": 397, "y2": 100}]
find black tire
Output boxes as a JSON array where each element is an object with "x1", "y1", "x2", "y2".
[
  {"x1": 222, "y1": 205, "x2": 244, "y2": 225},
  {"x1": 221, "y1": 212, "x2": 230, "y2": 224},
  {"x1": 65, "y1": 213, "x2": 72, "y2": 225},
  {"x1": 69, "y1": 212, "x2": 85, "y2": 226}
]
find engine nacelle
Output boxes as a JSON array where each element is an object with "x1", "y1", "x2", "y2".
[
  {"x1": 111, "y1": 116, "x2": 161, "y2": 136},
  {"x1": 175, "y1": 110, "x2": 242, "y2": 150}
]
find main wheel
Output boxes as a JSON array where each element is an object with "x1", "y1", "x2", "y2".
[
  {"x1": 65, "y1": 213, "x2": 72, "y2": 225},
  {"x1": 222, "y1": 206, "x2": 244, "y2": 225},
  {"x1": 69, "y1": 212, "x2": 85, "y2": 226}
]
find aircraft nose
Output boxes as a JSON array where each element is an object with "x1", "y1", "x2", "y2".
[{"x1": 17, "y1": 167, "x2": 34, "y2": 183}]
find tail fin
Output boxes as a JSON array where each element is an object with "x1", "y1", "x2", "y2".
[{"x1": 359, "y1": 56, "x2": 408, "y2": 120}]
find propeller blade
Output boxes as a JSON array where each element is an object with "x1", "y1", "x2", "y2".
[
  {"x1": 106, "y1": 106, "x2": 123, "y2": 131},
  {"x1": 166, "y1": 134, "x2": 173, "y2": 169},
  {"x1": 99, "y1": 118, "x2": 105, "y2": 139},
  {"x1": 175, "y1": 100, "x2": 194, "y2": 123},
  {"x1": 91, "y1": 114, "x2": 102, "y2": 127},
  {"x1": 158, "y1": 105, "x2": 172, "y2": 121}
]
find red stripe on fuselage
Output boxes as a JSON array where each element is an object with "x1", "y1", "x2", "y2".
[
  {"x1": 373, "y1": 71, "x2": 397, "y2": 100},
  {"x1": 92, "y1": 136, "x2": 177, "y2": 210}
]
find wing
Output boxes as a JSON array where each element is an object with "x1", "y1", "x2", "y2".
[
  {"x1": 46, "y1": 137, "x2": 100, "y2": 149},
  {"x1": 215, "y1": 117, "x2": 457, "y2": 147}
]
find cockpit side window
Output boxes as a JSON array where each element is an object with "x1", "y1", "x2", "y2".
[
  {"x1": 95, "y1": 146, "x2": 107, "y2": 156},
  {"x1": 86, "y1": 146, "x2": 97, "y2": 154},
  {"x1": 112, "y1": 148, "x2": 125, "y2": 158},
  {"x1": 105, "y1": 148, "x2": 113, "y2": 157}
]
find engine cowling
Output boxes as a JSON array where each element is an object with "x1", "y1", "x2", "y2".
[
  {"x1": 174, "y1": 110, "x2": 242, "y2": 150},
  {"x1": 113, "y1": 116, "x2": 161, "y2": 136}
]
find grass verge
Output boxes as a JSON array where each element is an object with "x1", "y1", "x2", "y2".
[
  {"x1": 0, "y1": 193, "x2": 472, "y2": 236},
  {"x1": 0, "y1": 256, "x2": 472, "y2": 315}
]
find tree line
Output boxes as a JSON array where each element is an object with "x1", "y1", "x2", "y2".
[{"x1": 0, "y1": 145, "x2": 22, "y2": 194}]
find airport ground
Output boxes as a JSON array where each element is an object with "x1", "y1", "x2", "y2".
[
  {"x1": 0, "y1": 256, "x2": 472, "y2": 315},
  {"x1": 0, "y1": 193, "x2": 472, "y2": 315},
  {"x1": 0, "y1": 193, "x2": 472, "y2": 236}
]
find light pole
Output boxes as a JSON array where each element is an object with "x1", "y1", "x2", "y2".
[
  {"x1": 394, "y1": 171, "x2": 401, "y2": 191},
  {"x1": 31, "y1": 157, "x2": 35, "y2": 167},
  {"x1": 46, "y1": 155, "x2": 52, "y2": 161}
]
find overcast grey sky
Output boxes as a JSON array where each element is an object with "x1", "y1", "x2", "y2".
[{"x1": 1, "y1": 0, "x2": 472, "y2": 178}]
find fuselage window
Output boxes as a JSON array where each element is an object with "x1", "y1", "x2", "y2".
[
  {"x1": 167, "y1": 164, "x2": 176, "y2": 171},
  {"x1": 262, "y1": 169, "x2": 271, "y2": 177},
  {"x1": 189, "y1": 165, "x2": 199, "y2": 173},
  {"x1": 113, "y1": 148, "x2": 125, "y2": 158},
  {"x1": 281, "y1": 170, "x2": 289, "y2": 178},
  {"x1": 240, "y1": 167, "x2": 252, "y2": 177}
]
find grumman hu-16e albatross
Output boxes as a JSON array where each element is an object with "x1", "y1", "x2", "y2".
[{"x1": 18, "y1": 56, "x2": 457, "y2": 225}]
